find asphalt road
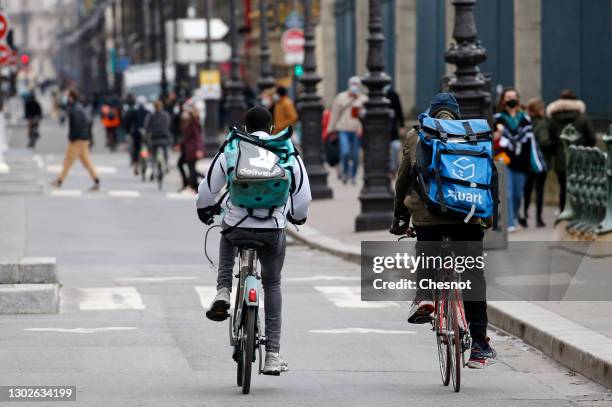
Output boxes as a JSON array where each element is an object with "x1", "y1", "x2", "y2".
[{"x1": 1, "y1": 116, "x2": 611, "y2": 406}]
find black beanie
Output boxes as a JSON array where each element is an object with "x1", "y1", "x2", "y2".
[{"x1": 245, "y1": 106, "x2": 273, "y2": 133}]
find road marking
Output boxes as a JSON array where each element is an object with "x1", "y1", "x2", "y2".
[
  {"x1": 115, "y1": 276, "x2": 199, "y2": 283},
  {"x1": 314, "y1": 286, "x2": 400, "y2": 308},
  {"x1": 32, "y1": 154, "x2": 44, "y2": 169},
  {"x1": 24, "y1": 327, "x2": 138, "y2": 334},
  {"x1": 166, "y1": 192, "x2": 196, "y2": 200},
  {"x1": 309, "y1": 328, "x2": 415, "y2": 335},
  {"x1": 46, "y1": 164, "x2": 117, "y2": 174},
  {"x1": 195, "y1": 285, "x2": 237, "y2": 310},
  {"x1": 76, "y1": 287, "x2": 145, "y2": 311},
  {"x1": 50, "y1": 189, "x2": 82, "y2": 197},
  {"x1": 286, "y1": 275, "x2": 361, "y2": 282},
  {"x1": 108, "y1": 190, "x2": 141, "y2": 198}
]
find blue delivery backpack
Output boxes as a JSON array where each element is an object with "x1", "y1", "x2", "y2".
[{"x1": 413, "y1": 113, "x2": 498, "y2": 224}]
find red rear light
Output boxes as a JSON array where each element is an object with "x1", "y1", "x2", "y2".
[{"x1": 248, "y1": 288, "x2": 257, "y2": 302}]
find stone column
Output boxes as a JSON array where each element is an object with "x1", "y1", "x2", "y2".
[{"x1": 514, "y1": 0, "x2": 542, "y2": 103}]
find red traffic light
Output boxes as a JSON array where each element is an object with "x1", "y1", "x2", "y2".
[{"x1": 20, "y1": 53, "x2": 29, "y2": 65}]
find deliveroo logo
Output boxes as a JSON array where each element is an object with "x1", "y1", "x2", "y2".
[
  {"x1": 249, "y1": 147, "x2": 277, "y2": 170},
  {"x1": 451, "y1": 157, "x2": 475, "y2": 181}
]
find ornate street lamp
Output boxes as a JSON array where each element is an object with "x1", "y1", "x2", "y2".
[
  {"x1": 354, "y1": 0, "x2": 394, "y2": 231},
  {"x1": 157, "y1": 0, "x2": 168, "y2": 98},
  {"x1": 225, "y1": 0, "x2": 247, "y2": 128},
  {"x1": 297, "y1": 0, "x2": 333, "y2": 199},
  {"x1": 444, "y1": 0, "x2": 491, "y2": 119},
  {"x1": 256, "y1": 0, "x2": 275, "y2": 93},
  {"x1": 203, "y1": 0, "x2": 220, "y2": 155}
]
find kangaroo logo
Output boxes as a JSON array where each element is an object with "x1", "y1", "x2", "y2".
[
  {"x1": 451, "y1": 157, "x2": 475, "y2": 181},
  {"x1": 249, "y1": 147, "x2": 277, "y2": 170}
]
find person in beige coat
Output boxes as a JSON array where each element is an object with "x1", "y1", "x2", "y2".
[{"x1": 326, "y1": 76, "x2": 367, "y2": 184}]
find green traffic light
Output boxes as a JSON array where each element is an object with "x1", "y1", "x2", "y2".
[{"x1": 294, "y1": 65, "x2": 304, "y2": 77}]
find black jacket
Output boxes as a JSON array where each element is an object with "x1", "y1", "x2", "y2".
[
  {"x1": 385, "y1": 89, "x2": 405, "y2": 141},
  {"x1": 24, "y1": 98, "x2": 42, "y2": 119},
  {"x1": 67, "y1": 102, "x2": 90, "y2": 141}
]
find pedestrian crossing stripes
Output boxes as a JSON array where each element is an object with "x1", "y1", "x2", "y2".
[
  {"x1": 50, "y1": 189, "x2": 82, "y2": 197},
  {"x1": 314, "y1": 286, "x2": 400, "y2": 309},
  {"x1": 108, "y1": 189, "x2": 141, "y2": 198},
  {"x1": 47, "y1": 189, "x2": 195, "y2": 200},
  {"x1": 61, "y1": 285, "x2": 392, "y2": 313},
  {"x1": 46, "y1": 164, "x2": 118, "y2": 174}
]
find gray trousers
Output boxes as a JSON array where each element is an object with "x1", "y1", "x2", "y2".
[{"x1": 217, "y1": 226, "x2": 286, "y2": 353}]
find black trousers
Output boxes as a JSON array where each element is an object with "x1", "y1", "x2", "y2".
[
  {"x1": 556, "y1": 171, "x2": 566, "y2": 212},
  {"x1": 177, "y1": 154, "x2": 203, "y2": 190},
  {"x1": 523, "y1": 171, "x2": 547, "y2": 219},
  {"x1": 414, "y1": 224, "x2": 488, "y2": 342}
]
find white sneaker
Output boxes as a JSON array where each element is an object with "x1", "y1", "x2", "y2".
[
  {"x1": 507, "y1": 226, "x2": 517, "y2": 233},
  {"x1": 262, "y1": 352, "x2": 288, "y2": 375}
]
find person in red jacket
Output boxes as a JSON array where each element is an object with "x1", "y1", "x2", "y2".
[{"x1": 177, "y1": 104, "x2": 204, "y2": 192}]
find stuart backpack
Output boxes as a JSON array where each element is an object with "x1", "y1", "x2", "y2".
[
  {"x1": 413, "y1": 113, "x2": 498, "y2": 224},
  {"x1": 215, "y1": 126, "x2": 299, "y2": 221}
]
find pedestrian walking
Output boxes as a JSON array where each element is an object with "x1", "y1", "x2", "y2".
[
  {"x1": 493, "y1": 88, "x2": 545, "y2": 232},
  {"x1": 24, "y1": 92, "x2": 42, "y2": 148},
  {"x1": 522, "y1": 99, "x2": 549, "y2": 227},
  {"x1": 542, "y1": 90, "x2": 596, "y2": 212},
  {"x1": 144, "y1": 100, "x2": 172, "y2": 174},
  {"x1": 177, "y1": 103, "x2": 204, "y2": 192},
  {"x1": 385, "y1": 84, "x2": 406, "y2": 179},
  {"x1": 51, "y1": 90, "x2": 100, "y2": 191},
  {"x1": 272, "y1": 86, "x2": 298, "y2": 135},
  {"x1": 327, "y1": 76, "x2": 367, "y2": 185}
]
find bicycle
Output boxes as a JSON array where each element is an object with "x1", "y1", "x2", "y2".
[
  {"x1": 398, "y1": 229, "x2": 471, "y2": 393},
  {"x1": 204, "y1": 208, "x2": 266, "y2": 395}
]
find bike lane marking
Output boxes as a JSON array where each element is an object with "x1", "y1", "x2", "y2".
[
  {"x1": 108, "y1": 190, "x2": 141, "y2": 198},
  {"x1": 74, "y1": 287, "x2": 145, "y2": 311},
  {"x1": 23, "y1": 327, "x2": 138, "y2": 334}
]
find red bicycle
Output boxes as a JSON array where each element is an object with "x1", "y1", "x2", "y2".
[{"x1": 432, "y1": 238, "x2": 471, "y2": 393}]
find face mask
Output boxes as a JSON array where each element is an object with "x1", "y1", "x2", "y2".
[
  {"x1": 261, "y1": 98, "x2": 271, "y2": 108},
  {"x1": 273, "y1": 94, "x2": 280, "y2": 102},
  {"x1": 506, "y1": 99, "x2": 519, "y2": 109},
  {"x1": 349, "y1": 85, "x2": 360, "y2": 95}
]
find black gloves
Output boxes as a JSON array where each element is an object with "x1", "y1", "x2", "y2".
[
  {"x1": 197, "y1": 206, "x2": 219, "y2": 225},
  {"x1": 287, "y1": 214, "x2": 306, "y2": 225},
  {"x1": 389, "y1": 216, "x2": 412, "y2": 236}
]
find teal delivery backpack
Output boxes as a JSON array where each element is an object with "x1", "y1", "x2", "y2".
[
  {"x1": 219, "y1": 126, "x2": 298, "y2": 218},
  {"x1": 414, "y1": 113, "x2": 498, "y2": 224}
]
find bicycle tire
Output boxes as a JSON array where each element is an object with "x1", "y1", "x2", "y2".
[
  {"x1": 447, "y1": 291, "x2": 461, "y2": 392},
  {"x1": 241, "y1": 307, "x2": 257, "y2": 394},
  {"x1": 435, "y1": 289, "x2": 451, "y2": 386}
]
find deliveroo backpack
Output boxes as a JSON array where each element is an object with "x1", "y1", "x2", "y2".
[
  {"x1": 219, "y1": 126, "x2": 298, "y2": 219},
  {"x1": 413, "y1": 113, "x2": 498, "y2": 223}
]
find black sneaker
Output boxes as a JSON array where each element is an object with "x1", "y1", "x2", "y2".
[
  {"x1": 536, "y1": 218, "x2": 546, "y2": 228},
  {"x1": 467, "y1": 339, "x2": 497, "y2": 369},
  {"x1": 407, "y1": 299, "x2": 434, "y2": 324},
  {"x1": 518, "y1": 217, "x2": 528, "y2": 228}
]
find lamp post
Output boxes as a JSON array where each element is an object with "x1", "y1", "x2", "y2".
[
  {"x1": 157, "y1": 0, "x2": 168, "y2": 99},
  {"x1": 297, "y1": 0, "x2": 333, "y2": 199},
  {"x1": 203, "y1": 0, "x2": 220, "y2": 155},
  {"x1": 354, "y1": 0, "x2": 394, "y2": 231},
  {"x1": 256, "y1": 0, "x2": 275, "y2": 93},
  {"x1": 225, "y1": 0, "x2": 247, "y2": 128},
  {"x1": 444, "y1": 0, "x2": 491, "y2": 119}
]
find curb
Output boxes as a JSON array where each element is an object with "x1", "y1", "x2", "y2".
[
  {"x1": 0, "y1": 258, "x2": 60, "y2": 314},
  {"x1": 287, "y1": 225, "x2": 612, "y2": 389}
]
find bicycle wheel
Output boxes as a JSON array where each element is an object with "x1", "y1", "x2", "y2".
[
  {"x1": 447, "y1": 291, "x2": 461, "y2": 392},
  {"x1": 434, "y1": 290, "x2": 451, "y2": 386},
  {"x1": 241, "y1": 307, "x2": 257, "y2": 394}
]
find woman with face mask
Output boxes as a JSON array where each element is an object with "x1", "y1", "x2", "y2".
[{"x1": 493, "y1": 88, "x2": 545, "y2": 232}]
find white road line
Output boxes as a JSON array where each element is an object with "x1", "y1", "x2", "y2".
[
  {"x1": 166, "y1": 192, "x2": 196, "y2": 200},
  {"x1": 314, "y1": 286, "x2": 400, "y2": 309},
  {"x1": 50, "y1": 189, "x2": 82, "y2": 197},
  {"x1": 24, "y1": 327, "x2": 138, "y2": 334},
  {"x1": 195, "y1": 285, "x2": 237, "y2": 310},
  {"x1": 115, "y1": 276, "x2": 198, "y2": 283},
  {"x1": 76, "y1": 287, "x2": 145, "y2": 311},
  {"x1": 108, "y1": 190, "x2": 141, "y2": 198},
  {"x1": 46, "y1": 164, "x2": 117, "y2": 174},
  {"x1": 309, "y1": 328, "x2": 415, "y2": 335},
  {"x1": 286, "y1": 275, "x2": 361, "y2": 282},
  {"x1": 32, "y1": 154, "x2": 44, "y2": 169}
]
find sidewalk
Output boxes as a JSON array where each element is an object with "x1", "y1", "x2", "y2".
[{"x1": 288, "y1": 167, "x2": 612, "y2": 389}]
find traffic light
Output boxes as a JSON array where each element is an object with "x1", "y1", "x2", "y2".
[
  {"x1": 20, "y1": 53, "x2": 30, "y2": 66},
  {"x1": 294, "y1": 64, "x2": 303, "y2": 77}
]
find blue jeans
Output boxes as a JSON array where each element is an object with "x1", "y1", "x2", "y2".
[
  {"x1": 389, "y1": 139, "x2": 402, "y2": 173},
  {"x1": 506, "y1": 168, "x2": 527, "y2": 228},
  {"x1": 338, "y1": 131, "x2": 360, "y2": 179}
]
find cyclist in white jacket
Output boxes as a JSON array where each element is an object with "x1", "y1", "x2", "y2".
[{"x1": 196, "y1": 106, "x2": 311, "y2": 375}]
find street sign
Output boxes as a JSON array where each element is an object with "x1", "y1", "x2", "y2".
[
  {"x1": 175, "y1": 42, "x2": 231, "y2": 64},
  {"x1": 199, "y1": 70, "x2": 221, "y2": 100},
  {"x1": 176, "y1": 18, "x2": 229, "y2": 41},
  {"x1": 281, "y1": 28, "x2": 304, "y2": 65},
  {"x1": 0, "y1": 43, "x2": 12, "y2": 65},
  {"x1": 0, "y1": 14, "x2": 9, "y2": 40}
]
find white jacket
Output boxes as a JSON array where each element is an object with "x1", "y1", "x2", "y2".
[{"x1": 196, "y1": 131, "x2": 312, "y2": 229}]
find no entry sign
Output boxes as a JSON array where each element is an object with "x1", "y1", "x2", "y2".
[
  {"x1": 281, "y1": 28, "x2": 304, "y2": 65},
  {"x1": 0, "y1": 14, "x2": 9, "y2": 40}
]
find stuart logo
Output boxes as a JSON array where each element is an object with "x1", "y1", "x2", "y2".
[
  {"x1": 451, "y1": 157, "x2": 475, "y2": 181},
  {"x1": 447, "y1": 189, "x2": 483, "y2": 204},
  {"x1": 249, "y1": 147, "x2": 277, "y2": 170}
]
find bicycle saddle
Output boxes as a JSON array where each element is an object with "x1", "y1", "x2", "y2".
[{"x1": 231, "y1": 239, "x2": 269, "y2": 251}]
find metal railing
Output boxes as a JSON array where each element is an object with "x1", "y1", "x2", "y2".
[{"x1": 558, "y1": 125, "x2": 612, "y2": 238}]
